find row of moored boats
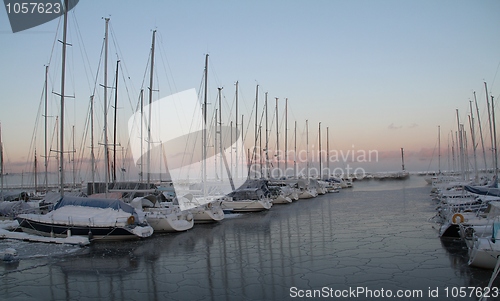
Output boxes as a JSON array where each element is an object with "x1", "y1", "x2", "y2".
[
  {"x1": 0, "y1": 177, "x2": 351, "y2": 244},
  {"x1": 431, "y1": 174, "x2": 500, "y2": 270}
]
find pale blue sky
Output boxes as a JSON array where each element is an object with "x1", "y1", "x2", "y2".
[{"x1": 1, "y1": 0, "x2": 499, "y2": 174}]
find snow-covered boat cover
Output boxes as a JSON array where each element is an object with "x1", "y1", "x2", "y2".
[
  {"x1": 464, "y1": 185, "x2": 500, "y2": 197},
  {"x1": 54, "y1": 196, "x2": 136, "y2": 215}
]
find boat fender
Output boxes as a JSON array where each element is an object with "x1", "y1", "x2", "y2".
[
  {"x1": 127, "y1": 215, "x2": 135, "y2": 225},
  {"x1": 452, "y1": 213, "x2": 464, "y2": 224}
]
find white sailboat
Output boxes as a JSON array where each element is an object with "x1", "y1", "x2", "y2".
[{"x1": 131, "y1": 195, "x2": 193, "y2": 233}]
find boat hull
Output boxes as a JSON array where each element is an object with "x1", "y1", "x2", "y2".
[
  {"x1": 190, "y1": 206, "x2": 224, "y2": 223},
  {"x1": 15, "y1": 217, "x2": 151, "y2": 241},
  {"x1": 144, "y1": 210, "x2": 194, "y2": 233},
  {"x1": 299, "y1": 189, "x2": 318, "y2": 199},
  {"x1": 468, "y1": 237, "x2": 500, "y2": 269},
  {"x1": 222, "y1": 199, "x2": 272, "y2": 212},
  {"x1": 272, "y1": 195, "x2": 292, "y2": 204}
]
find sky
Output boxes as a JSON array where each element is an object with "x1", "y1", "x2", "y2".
[{"x1": 0, "y1": 0, "x2": 500, "y2": 179}]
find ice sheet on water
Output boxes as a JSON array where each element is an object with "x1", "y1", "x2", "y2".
[{"x1": 0, "y1": 239, "x2": 85, "y2": 260}]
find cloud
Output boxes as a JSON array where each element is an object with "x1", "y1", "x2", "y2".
[
  {"x1": 388, "y1": 123, "x2": 403, "y2": 130},
  {"x1": 408, "y1": 123, "x2": 418, "y2": 128}
]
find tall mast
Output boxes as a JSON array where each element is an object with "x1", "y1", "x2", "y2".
[
  {"x1": 147, "y1": 30, "x2": 156, "y2": 185},
  {"x1": 71, "y1": 125, "x2": 75, "y2": 188},
  {"x1": 319, "y1": 122, "x2": 322, "y2": 177},
  {"x1": 294, "y1": 121, "x2": 297, "y2": 178},
  {"x1": 218, "y1": 87, "x2": 223, "y2": 181},
  {"x1": 451, "y1": 131, "x2": 456, "y2": 171},
  {"x1": 275, "y1": 97, "x2": 279, "y2": 173},
  {"x1": 306, "y1": 119, "x2": 309, "y2": 180},
  {"x1": 474, "y1": 91, "x2": 488, "y2": 172},
  {"x1": 34, "y1": 150, "x2": 38, "y2": 192},
  {"x1": 486, "y1": 82, "x2": 494, "y2": 171},
  {"x1": 140, "y1": 89, "x2": 144, "y2": 182},
  {"x1": 469, "y1": 101, "x2": 478, "y2": 181},
  {"x1": 456, "y1": 109, "x2": 464, "y2": 179},
  {"x1": 230, "y1": 121, "x2": 233, "y2": 176},
  {"x1": 44, "y1": 65, "x2": 48, "y2": 192},
  {"x1": 492, "y1": 95, "x2": 498, "y2": 181},
  {"x1": 235, "y1": 81, "x2": 238, "y2": 180},
  {"x1": 265, "y1": 92, "x2": 269, "y2": 178},
  {"x1": 438, "y1": 125, "x2": 441, "y2": 174},
  {"x1": 103, "y1": 17, "x2": 110, "y2": 194},
  {"x1": 203, "y1": 54, "x2": 208, "y2": 195},
  {"x1": 59, "y1": 0, "x2": 69, "y2": 196},
  {"x1": 284, "y1": 98, "x2": 288, "y2": 178},
  {"x1": 90, "y1": 95, "x2": 95, "y2": 190},
  {"x1": 254, "y1": 85, "x2": 259, "y2": 177},
  {"x1": 326, "y1": 126, "x2": 330, "y2": 175},
  {"x1": 241, "y1": 114, "x2": 244, "y2": 179},
  {"x1": 113, "y1": 60, "x2": 120, "y2": 183}
]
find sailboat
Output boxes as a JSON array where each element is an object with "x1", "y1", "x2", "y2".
[{"x1": 16, "y1": 12, "x2": 153, "y2": 241}]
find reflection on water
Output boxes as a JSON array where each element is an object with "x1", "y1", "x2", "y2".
[{"x1": 1, "y1": 177, "x2": 500, "y2": 300}]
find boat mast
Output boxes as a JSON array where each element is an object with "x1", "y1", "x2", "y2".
[
  {"x1": 72, "y1": 125, "x2": 75, "y2": 188},
  {"x1": 203, "y1": 54, "x2": 208, "y2": 195},
  {"x1": 469, "y1": 101, "x2": 478, "y2": 182},
  {"x1": 103, "y1": 17, "x2": 110, "y2": 195},
  {"x1": 492, "y1": 95, "x2": 498, "y2": 181},
  {"x1": 456, "y1": 109, "x2": 465, "y2": 180},
  {"x1": 235, "y1": 81, "x2": 238, "y2": 180},
  {"x1": 486, "y1": 82, "x2": 494, "y2": 172},
  {"x1": 438, "y1": 125, "x2": 441, "y2": 174},
  {"x1": 44, "y1": 65, "x2": 48, "y2": 192},
  {"x1": 34, "y1": 150, "x2": 38, "y2": 192},
  {"x1": 294, "y1": 121, "x2": 297, "y2": 178},
  {"x1": 241, "y1": 114, "x2": 244, "y2": 179},
  {"x1": 140, "y1": 89, "x2": 144, "y2": 182},
  {"x1": 147, "y1": 30, "x2": 156, "y2": 185},
  {"x1": 326, "y1": 126, "x2": 330, "y2": 176},
  {"x1": 218, "y1": 87, "x2": 223, "y2": 181},
  {"x1": 275, "y1": 97, "x2": 279, "y2": 174},
  {"x1": 58, "y1": 0, "x2": 70, "y2": 197},
  {"x1": 285, "y1": 98, "x2": 288, "y2": 178},
  {"x1": 113, "y1": 60, "x2": 120, "y2": 183},
  {"x1": 254, "y1": 85, "x2": 259, "y2": 178},
  {"x1": 306, "y1": 119, "x2": 309, "y2": 181},
  {"x1": 474, "y1": 91, "x2": 488, "y2": 172},
  {"x1": 90, "y1": 94, "x2": 95, "y2": 192},
  {"x1": 318, "y1": 122, "x2": 322, "y2": 178},
  {"x1": 265, "y1": 92, "x2": 269, "y2": 178}
]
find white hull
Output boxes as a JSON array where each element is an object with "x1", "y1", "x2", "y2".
[
  {"x1": 190, "y1": 204, "x2": 224, "y2": 223},
  {"x1": 468, "y1": 237, "x2": 500, "y2": 269},
  {"x1": 299, "y1": 189, "x2": 318, "y2": 199},
  {"x1": 273, "y1": 195, "x2": 292, "y2": 204},
  {"x1": 144, "y1": 208, "x2": 194, "y2": 233},
  {"x1": 179, "y1": 196, "x2": 226, "y2": 223},
  {"x1": 222, "y1": 198, "x2": 273, "y2": 212}
]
